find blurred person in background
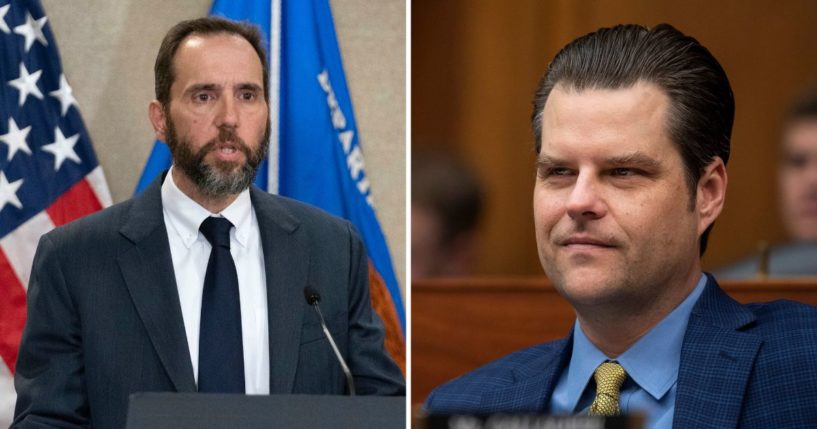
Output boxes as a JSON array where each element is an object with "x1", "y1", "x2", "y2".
[
  {"x1": 412, "y1": 151, "x2": 484, "y2": 278},
  {"x1": 717, "y1": 89, "x2": 817, "y2": 278}
]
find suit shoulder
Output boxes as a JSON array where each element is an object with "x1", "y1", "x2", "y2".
[
  {"x1": 746, "y1": 299, "x2": 817, "y2": 329},
  {"x1": 251, "y1": 191, "x2": 368, "y2": 267},
  {"x1": 737, "y1": 300, "x2": 817, "y2": 424},
  {"x1": 256, "y1": 191, "x2": 356, "y2": 235},
  {"x1": 744, "y1": 300, "x2": 817, "y2": 359},
  {"x1": 426, "y1": 341, "x2": 565, "y2": 411},
  {"x1": 41, "y1": 198, "x2": 135, "y2": 248}
]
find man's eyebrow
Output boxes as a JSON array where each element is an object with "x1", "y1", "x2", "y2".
[
  {"x1": 606, "y1": 152, "x2": 662, "y2": 168},
  {"x1": 184, "y1": 83, "x2": 220, "y2": 95},
  {"x1": 535, "y1": 153, "x2": 662, "y2": 168},
  {"x1": 182, "y1": 83, "x2": 262, "y2": 95},
  {"x1": 235, "y1": 82, "x2": 263, "y2": 92},
  {"x1": 535, "y1": 155, "x2": 565, "y2": 167}
]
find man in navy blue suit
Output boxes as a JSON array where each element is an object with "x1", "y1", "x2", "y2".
[{"x1": 425, "y1": 24, "x2": 817, "y2": 428}]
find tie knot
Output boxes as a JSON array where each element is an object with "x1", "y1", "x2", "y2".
[
  {"x1": 594, "y1": 361, "x2": 627, "y2": 391},
  {"x1": 589, "y1": 361, "x2": 627, "y2": 416},
  {"x1": 199, "y1": 217, "x2": 233, "y2": 248}
]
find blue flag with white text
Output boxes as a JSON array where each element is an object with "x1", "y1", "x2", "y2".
[{"x1": 134, "y1": 1, "x2": 405, "y2": 346}]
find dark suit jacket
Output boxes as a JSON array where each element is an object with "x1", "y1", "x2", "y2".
[
  {"x1": 426, "y1": 275, "x2": 817, "y2": 428},
  {"x1": 13, "y1": 175, "x2": 405, "y2": 429}
]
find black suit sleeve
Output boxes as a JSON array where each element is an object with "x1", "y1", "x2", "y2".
[
  {"x1": 13, "y1": 234, "x2": 90, "y2": 428},
  {"x1": 344, "y1": 223, "x2": 405, "y2": 396}
]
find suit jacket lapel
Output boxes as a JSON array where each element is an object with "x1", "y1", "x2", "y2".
[
  {"x1": 117, "y1": 175, "x2": 197, "y2": 392},
  {"x1": 251, "y1": 188, "x2": 308, "y2": 393},
  {"x1": 481, "y1": 336, "x2": 572, "y2": 412},
  {"x1": 674, "y1": 276, "x2": 761, "y2": 427}
]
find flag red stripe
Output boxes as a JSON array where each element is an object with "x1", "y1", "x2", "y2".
[
  {"x1": 46, "y1": 179, "x2": 103, "y2": 226},
  {"x1": 0, "y1": 249, "x2": 26, "y2": 373}
]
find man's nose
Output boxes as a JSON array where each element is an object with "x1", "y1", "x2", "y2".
[
  {"x1": 215, "y1": 96, "x2": 239, "y2": 128},
  {"x1": 565, "y1": 173, "x2": 607, "y2": 221}
]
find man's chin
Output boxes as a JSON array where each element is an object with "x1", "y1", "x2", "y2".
[
  {"x1": 549, "y1": 266, "x2": 625, "y2": 303},
  {"x1": 209, "y1": 155, "x2": 246, "y2": 171}
]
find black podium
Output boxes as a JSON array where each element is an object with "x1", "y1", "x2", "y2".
[{"x1": 125, "y1": 393, "x2": 405, "y2": 428}]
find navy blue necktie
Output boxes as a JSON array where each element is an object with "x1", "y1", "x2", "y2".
[{"x1": 198, "y1": 216, "x2": 245, "y2": 393}]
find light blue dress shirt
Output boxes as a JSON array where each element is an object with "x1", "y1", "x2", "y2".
[{"x1": 549, "y1": 274, "x2": 707, "y2": 429}]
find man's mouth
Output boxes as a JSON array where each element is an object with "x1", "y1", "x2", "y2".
[
  {"x1": 561, "y1": 236, "x2": 615, "y2": 247},
  {"x1": 216, "y1": 145, "x2": 238, "y2": 154},
  {"x1": 208, "y1": 141, "x2": 246, "y2": 163}
]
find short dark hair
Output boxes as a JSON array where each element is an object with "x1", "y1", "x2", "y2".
[
  {"x1": 154, "y1": 17, "x2": 269, "y2": 106},
  {"x1": 531, "y1": 24, "x2": 734, "y2": 255},
  {"x1": 412, "y1": 151, "x2": 484, "y2": 245},
  {"x1": 786, "y1": 87, "x2": 817, "y2": 124}
]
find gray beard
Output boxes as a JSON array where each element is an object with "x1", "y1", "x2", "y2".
[
  {"x1": 183, "y1": 154, "x2": 257, "y2": 197},
  {"x1": 165, "y1": 118, "x2": 268, "y2": 198}
]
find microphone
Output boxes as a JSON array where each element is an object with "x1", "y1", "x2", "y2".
[{"x1": 303, "y1": 286, "x2": 356, "y2": 396}]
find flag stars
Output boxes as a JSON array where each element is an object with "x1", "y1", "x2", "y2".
[
  {"x1": 0, "y1": 172, "x2": 24, "y2": 212},
  {"x1": 13, "y1": 11, "x2": 48, "y2": 52},
  {"x1": 50, "y1": 74, "x2": 78, "y2": 116},
  {"x1": 0, "y1": 118, "x2": 33, "y2": 161},
  {"x1": 8, "y1": 63, "x2": 44, "y2": 107},
  {"x1": 0, "y1": 4, "x2": 10, "y2": 34},
  {"x1": 42, "y1": 127, "x2": 81, "y2": 171}
]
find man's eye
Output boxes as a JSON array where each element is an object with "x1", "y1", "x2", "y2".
[
  {"x1": 538, "y1": 167, "x2": 573, "y2": 179},
  {"x1": 550, "y1": 168, "x2": 573, "y2": 176},
  {"x1": 239, "y1": 91, "x2": 257, "y2": 101},
  {"x1": 194, "y1": 93, "x2": 213, "y2": 102},
  {"x1": 611, "y1": 168, "x2": 636, "y2": 176},
  {"x1": 784, "y1": 154, "x2": 807, "y2": 169}
]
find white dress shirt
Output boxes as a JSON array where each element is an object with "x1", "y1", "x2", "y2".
[{"x1": 161, "y1": 167, "x2": 270, "y2": 394}]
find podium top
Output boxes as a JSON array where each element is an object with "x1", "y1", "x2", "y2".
[{"x1": 126, "y1": 393, "x2": 406, "y2": 429}]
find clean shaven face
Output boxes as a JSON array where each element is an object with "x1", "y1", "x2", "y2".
[
  {"x1": 779, "y1": 119, "x2": 817, "y2": 240},
  {"x1": 533, "y1": 81, "x2": 704, "y2": 312}
]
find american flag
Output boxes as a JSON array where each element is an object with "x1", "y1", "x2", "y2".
[{"x1": 0, "y1": 0, "x2": 111, "y2": 424}]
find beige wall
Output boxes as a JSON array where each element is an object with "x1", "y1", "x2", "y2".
[{"x1": 41, "y1": 0, "x2": 406, "y2": 291}]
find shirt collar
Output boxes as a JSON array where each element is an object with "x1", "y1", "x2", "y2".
[
  {"x1": 161, "y1": 166, "x2": 252, "y2": 248},
  {"x1": 562, "y1": 274, "x2": 708, "y2": 410}
]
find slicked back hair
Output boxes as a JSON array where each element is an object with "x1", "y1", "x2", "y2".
[
  {"x1": 154, "y1": 17, "x2": 269, "y2": 107},
  {"x1": 531, "y1": 24, "x2": 734, "y2": 255}
]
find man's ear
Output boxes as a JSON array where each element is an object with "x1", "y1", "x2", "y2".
[
  {"x1": 696, "y1": 157, "x2": 728, "y2": 236},
  {"x1": 148, "y1": 100, "x2": 168, "y2": 142}
]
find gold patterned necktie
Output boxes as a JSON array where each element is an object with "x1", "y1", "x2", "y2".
[{"x1": 588, "y1": 361, "x2": 627, "y2": 416}]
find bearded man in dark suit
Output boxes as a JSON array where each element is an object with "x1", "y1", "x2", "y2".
[{"x1": 13, "y1": 17, "x2": 404, "y2": 429}]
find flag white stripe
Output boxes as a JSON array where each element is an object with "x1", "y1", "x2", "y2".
[
  {"x1": 267, "y1": 0, "x2": 281, "y2": 194},
  {"x1": 0, "y1": 361, "x2": 15, "y2": 429},
  {"x1": 87, "y1": 166, "x2": 112, "y2": 207},
  {"x1": 0, "y1": 211, "x2": 55, "y2": 291}
]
